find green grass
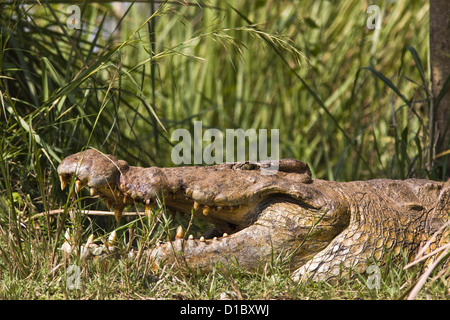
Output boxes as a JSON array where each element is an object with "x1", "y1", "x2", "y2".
[{"x1": 0, "y1": 0, "x2": 448, "y2": 299}]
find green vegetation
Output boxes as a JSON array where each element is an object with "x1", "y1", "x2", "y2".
[{"x1": 0, "y1": 0, "x2": 448, "y2": 299}]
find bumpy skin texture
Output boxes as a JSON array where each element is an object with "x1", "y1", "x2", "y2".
[{"x1": 57, "y1": 149, "x2": 449, "y2": 282}]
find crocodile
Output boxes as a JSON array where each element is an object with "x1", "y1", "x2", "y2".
[{"x1": 57, "y1": 149, "x2": 449, "y2": 282}]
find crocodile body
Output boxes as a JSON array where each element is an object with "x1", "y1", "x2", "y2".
[{"x1": 57, "y1": 149, "x2": 449, "y2": 282}]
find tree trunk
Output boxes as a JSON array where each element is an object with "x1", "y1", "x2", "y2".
[{"x1": 429, "y1": 0, "x2": 450, "y2": 177}]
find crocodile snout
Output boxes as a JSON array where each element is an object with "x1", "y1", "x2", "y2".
[
  {"x1": 57, "y1": 149, "x2": 131, "y2": 222},
  {"x1": 57, "y1": 149, "x2": 128, "y2": 190}
]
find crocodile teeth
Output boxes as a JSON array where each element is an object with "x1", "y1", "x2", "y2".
[
  {"x1": 61, "y1": 241, "x2": 72, "y2": 257},
  {"x1": 90, "y1": 187, "x2": 97, "y2": 196},
  {"x1": 80, "y1": 234, "x2": 94, "y2": 261},
  {"x1": 113, "y1": 207, "x2": 123, "y2": 223},
  {"x1": 223, "y1": 233, "x2": 228, "y2": 238},
  {"x1": 64, "y1": 228, "x2": 71, "y2": 241},
  {"x1": 61, "y1": 228, "x2": 72, "y2": 258},
  {"x1": 106, "y1": 230, "x2": 116, "y2": 252},
  {"x1": 199, "y1": 236, "x2": 205, "y2": 242},
  {"x1": 202, "y1": 206, "x2": 210, "y2": 216},
  {"x1": 75, "y1": 180, "x2": 82, "y2": 193},
  {"x1": 86, "y1": 234, "x2": 94, "y2": 246},
  {"x1": 188, "y1": 234, "x2": 194, "y2": 240},
  {"x1": 59, "y1": 175, "x2": 67, "y2": 190},
  {"x1": 175, "y1": 225, "x2": 184, "y2": 239},
  {"x1": 108, "y1": 230, "x2": 116, "y2": 246},
  {"x1": 193, "y1": 201, "x2": 200, "y2": 210}
]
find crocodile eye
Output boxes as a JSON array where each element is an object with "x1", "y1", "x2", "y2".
[{"x1": 242, "y1": 163, "x2": 257, "y2": 170}]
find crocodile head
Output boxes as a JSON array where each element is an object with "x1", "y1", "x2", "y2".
[{"x1": 57, "y1": 149, "x2": 351, "y2": 273}]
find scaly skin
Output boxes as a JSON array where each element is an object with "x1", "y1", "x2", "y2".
[{"x1": 57, "y1": 149, "x2": 449, "y2": 282}]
